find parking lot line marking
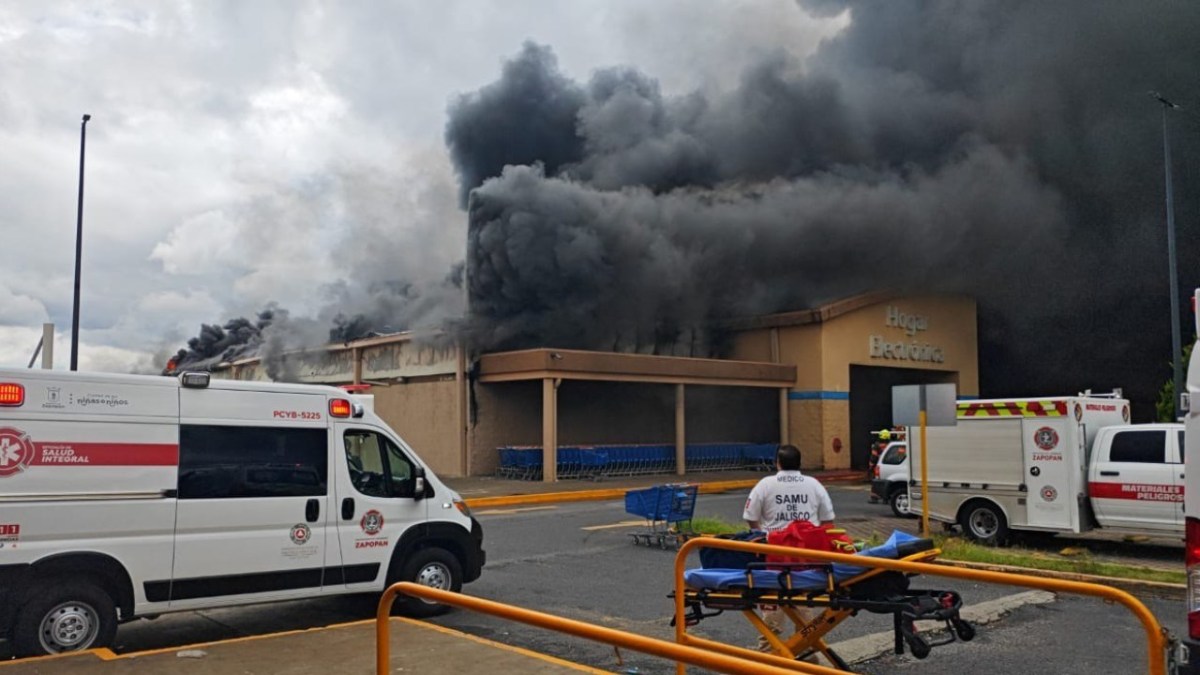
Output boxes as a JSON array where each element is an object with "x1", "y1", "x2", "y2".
[
  {"x1": 475, "y1": 505, "x2": 560, "y2": 515},
  {"x1": 395, "y1": 617, "x2": 611, "y2": 674},
  {"x1": 581, "y1": 519, "x2": 648, "y2": 531}
]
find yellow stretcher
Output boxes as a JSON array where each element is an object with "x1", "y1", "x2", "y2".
[{"x1": 674, "y1": 531, "x2": 976, "y2": 670}]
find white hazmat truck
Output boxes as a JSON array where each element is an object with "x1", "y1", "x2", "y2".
[{"x1": 910, "y1": 395, "x2": 1183, "y2": 544}]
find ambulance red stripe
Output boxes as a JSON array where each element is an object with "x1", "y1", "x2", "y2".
[
  {"x1": 30, "y1": 442, "x2": 178, "y2": 467},
  {"x1": 1088, "y1": 481, "x2": 1183, "y2": 502}
]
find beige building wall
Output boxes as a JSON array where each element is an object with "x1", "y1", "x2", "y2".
[
  {"x1": 733, "y1": 294, "x2": 978, "y2": 471},
  {"x1": 371, "y1": 377, "x2": 463, "y2": 478},
  {"x1": 817, "y1": 295, "x2": 978, "y2": 394}
]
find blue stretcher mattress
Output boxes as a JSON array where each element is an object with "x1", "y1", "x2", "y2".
[{"x1": 684, "y1": 530, "x2": 928, "y2": 592}]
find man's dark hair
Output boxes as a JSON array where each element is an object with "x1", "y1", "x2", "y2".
[{"x1": 776, "y1": 444, "x2": 802, "y2": 471}]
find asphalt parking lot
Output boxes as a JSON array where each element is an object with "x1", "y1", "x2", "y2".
[{"x1": 0, "y1": 483, "x2": 1187, "y2": 673}]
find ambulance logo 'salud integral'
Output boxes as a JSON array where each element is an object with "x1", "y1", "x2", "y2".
[{"x1": 0, "y1": 427, "x2": 36, "y2": 478}]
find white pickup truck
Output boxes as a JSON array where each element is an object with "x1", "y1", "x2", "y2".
[{"x1": 909, "y1": 395, "x2": 1182, "y2": 545}]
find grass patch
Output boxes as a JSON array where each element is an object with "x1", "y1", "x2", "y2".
[
  {"x1": 933, "y1": 535, "x2": 1185, "y2": 585},
  {"x1": 685, "y1": 516, "x2": 744, "y2": 535}
]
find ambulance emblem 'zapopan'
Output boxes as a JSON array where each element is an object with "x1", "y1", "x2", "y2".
[
  {"x1": 1034, "y1": 427, "x2": 1059, "y2": 451},
  {"x1": 0, "y1": 427, "x2": 35, "y2": 478},
  {"x1": 360, "y1": 510, "x2": 385, "y2": 536}
]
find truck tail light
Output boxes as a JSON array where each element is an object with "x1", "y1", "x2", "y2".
[
  {"x1": 0, "y1": 383, "x2": 24, "y2": 406},
  {"x1": 873, "y1": 464, "x2": 880, "y2": 479},
  {"x1": 329, "y1": 398, "x2": 352, "y2": 418},
  {"x1": 1187, "y1": 517, "x2": 1200, "y2": 639}
]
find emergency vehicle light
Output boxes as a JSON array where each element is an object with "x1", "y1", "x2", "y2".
[
  {"x1": 0, "y1": 383, "x2": 24, "y2": 406},
  {"x1": 1188, "y1": 517, "x2": 1200, "y2": 639},
  {"x1": 180, "y1": 372, "x2": 211, "y2": 388},
  {"x1": 329, "y1": 398, "x2": 352, "y2": 418}
]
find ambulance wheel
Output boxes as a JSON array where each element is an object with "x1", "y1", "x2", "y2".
[
  {"x1": 889, "y1": 489, "x2": 915, "y2": 519},
  {"x1": 392, "y1": 547, "x2": 463, "y2": 618},
  {"x1": 959, "y1": 501, "x2": 1008, "y2": 546},
  {"x1": 12, "y1": 579, "x2": 117, "y2": 656}
]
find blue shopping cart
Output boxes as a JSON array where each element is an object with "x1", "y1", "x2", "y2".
[{"x1": 624, "y1": 483, "x2": 699, "y2": 549}]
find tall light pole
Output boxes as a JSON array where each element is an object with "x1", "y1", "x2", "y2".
[
  {"x1": 1151, "y1": 93, "x2": 1182, "y2": 420},
  {"x1": 70, "y1": 113, "x2": 91, "y2": 371}
]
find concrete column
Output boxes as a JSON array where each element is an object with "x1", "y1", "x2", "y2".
[
  {"x1": 455, "y1": 345, "x2": 469, "y2": 477},
  {"x1": 675, "y1": 384, "x2": 686, "y2": 476},
  {"x1": 542, "y1": 378, "x2": 558, "y2": 482}
]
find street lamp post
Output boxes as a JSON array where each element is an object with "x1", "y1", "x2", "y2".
[
  {"x1": 70, "y1": 113, "x2": 91, "y2": 372},
  {"x1": 1151, "y1": 93, "x2": 1182, "y2": 420}
]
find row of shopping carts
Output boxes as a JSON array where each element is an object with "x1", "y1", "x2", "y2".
[{"x1": 496, "y1": 443, "x2": 777, "y2": 481}]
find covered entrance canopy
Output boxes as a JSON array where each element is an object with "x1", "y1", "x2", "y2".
[{"x1": 478, "y1": 349, "x2": 797, "y2": 482}]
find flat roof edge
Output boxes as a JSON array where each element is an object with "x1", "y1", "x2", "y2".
[{"x1": 478, "y1": 348, "x2": 796, "y2": 387}]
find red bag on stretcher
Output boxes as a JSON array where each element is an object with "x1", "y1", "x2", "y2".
[{"x1": 765, "y1": 520, "x2": 856, "y2": 566}]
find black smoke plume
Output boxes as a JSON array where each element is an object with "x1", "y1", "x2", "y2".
[{"x1": 449, "y1": 3, "x2": 1200, "y2": 417}]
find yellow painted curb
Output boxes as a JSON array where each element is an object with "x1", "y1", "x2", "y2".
[
  {"x1": 935, "y1": 558, "x2": 1186, "y2": 600},
  {"x1": 465, "y1": 479, "x2": 760, "y2": 509}
]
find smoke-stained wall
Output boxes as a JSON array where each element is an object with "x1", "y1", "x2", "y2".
[{"x1": 469, "y1": 380, "x2": 543, "y2": 475}]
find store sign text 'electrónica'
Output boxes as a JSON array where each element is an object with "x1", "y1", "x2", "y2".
[{"x1": 868, "y1": 306, "x2": 945, "y2": 363}]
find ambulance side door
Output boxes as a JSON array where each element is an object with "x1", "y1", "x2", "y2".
[
  {"x1": 327, "y1": 423, "x2": 428, "y2": 591},
  {"x1": 1089, "y1": 428, "x2": 1175, "y2": 531},
  {"x1": 167, "y1": 390, "x2": 331, "y2": 608}
]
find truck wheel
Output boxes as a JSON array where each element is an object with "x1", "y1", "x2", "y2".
[
  {"x1": 392, "y1": 547, "x2": 463, "y2": 618},
  {"x1": 889, "y1": 489, "x2": 915, "y2": 519},
  {"x1": 12, "y1": 579, "x2": 118, "y2": 657},
  {"x1": 959, "y1": 501, "x2": 1009, "y2": 546}
]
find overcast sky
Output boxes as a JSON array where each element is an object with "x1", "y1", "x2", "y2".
[{"x1": 0, "y1": 1, "x2": 847, "y2": 371}]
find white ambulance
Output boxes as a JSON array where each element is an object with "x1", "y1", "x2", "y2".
[{"x1": 0, "y1": 369, "x2": 485, "y2": 657}]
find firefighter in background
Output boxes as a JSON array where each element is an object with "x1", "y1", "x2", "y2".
[{"x1": 866, "y1": 427, "x2": 904, "y2": 501}]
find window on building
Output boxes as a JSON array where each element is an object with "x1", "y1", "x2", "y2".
[
  {"x1": 1108, "y1": 430, "x2": 1166, "y2": 464},
  {"x1": 178, "y1": 425, "x2": 328, "y2": 499},
  {"x1": 344, "y1": 430, "x2": 416, "y2": 498}
]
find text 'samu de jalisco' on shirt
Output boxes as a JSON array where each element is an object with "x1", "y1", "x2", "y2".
[{"x1": 743, "y1": 470, "x2": 836, "y2": 532}]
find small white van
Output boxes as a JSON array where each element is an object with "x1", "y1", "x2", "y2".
[{"x1": 0, "y1": 369, "x2": 485, "y2": 656}]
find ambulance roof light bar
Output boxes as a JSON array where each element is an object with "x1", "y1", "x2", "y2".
[{"x1": 179, "y1": 372, "x2": 211, "y2": 389}]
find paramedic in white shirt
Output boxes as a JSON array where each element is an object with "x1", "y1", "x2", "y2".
[
  {"x1": 743, "y1": 444, "x2": 836, "y2": 531},
  {"x1": 741, "y1": 444, "x2": 837, "y2": 660}
]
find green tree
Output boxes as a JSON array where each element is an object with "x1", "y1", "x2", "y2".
[{"x1": 1156, "y1": 341, "x2": 1195, "y2": 422}]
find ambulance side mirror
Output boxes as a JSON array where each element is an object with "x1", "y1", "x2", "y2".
[{"x1": 413, "y1": 466, "x2": 427, "y2": 501}]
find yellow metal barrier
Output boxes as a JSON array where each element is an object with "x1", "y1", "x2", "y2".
[
  {"x1": 377, "y1": 582, "x2": 837, "y2": 675},
  {"x1": 673, "y1": 537, "x2": 1171, "y2": 675}
]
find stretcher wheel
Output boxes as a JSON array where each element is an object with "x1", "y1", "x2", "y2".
[
  {"x1": 901, "y1": 620, "x2": 932, "y2": 659},
  {"x1": 952, "y1": 618, "x2": 975, "y2": 642},
  {"x1": 906, "y1": 633, "x2": 931, "y2": 659}
]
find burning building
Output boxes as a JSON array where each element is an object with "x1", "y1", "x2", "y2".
[{"x1": 198, "y1": 292, "x2": 977, "y2": 479}]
